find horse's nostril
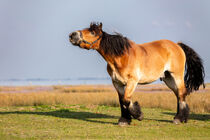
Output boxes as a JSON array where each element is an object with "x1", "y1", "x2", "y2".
[{"x1": 69, "y1": 32, "x2": 77, "y2": 39}]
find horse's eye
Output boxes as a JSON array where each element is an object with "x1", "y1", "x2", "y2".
[{"x1": 91, "y1": 31, "x2": 95, "y2": 35}]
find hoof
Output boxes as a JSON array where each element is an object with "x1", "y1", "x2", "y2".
[
  {"x1": 118, "y1": 117, "x2": 131, "y2": 126},
  {"x1": 173, "y1": 118, "x2": 181, "y2": 124},
  {"x1": 137, "y1": 112, "x2": 144, "y2": 121},
  {"x1": 174, "y1": 102, "x2": 189, "y2": 124},
  {"x1": 173, "y1": 103, "x2": 189, "y2": 124},
  {"x1": 129, "y1": 101, "x2": 144, "y2": 121},
  {"x1": 183, "y1": 118, "x2": 188, "y2": 123},
  {"x1": 173, "y1": 115, "x2": 188, "y2": 124}
]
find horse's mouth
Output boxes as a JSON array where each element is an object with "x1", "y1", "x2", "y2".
[{"x1": 69, "y1": 39, "x2": 81, "y2": 46}]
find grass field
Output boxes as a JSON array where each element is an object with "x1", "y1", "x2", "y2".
[
  {"x1": 0, "y1": 105, "x2": 209, "y2": 140},
  {"x1": 0, "y1": 84, "x2": 209, "y2": 139}
]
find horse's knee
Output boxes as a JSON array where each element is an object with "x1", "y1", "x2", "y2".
[{"x1": 122, "y1": 96, "x2": 131, "y2": 106}]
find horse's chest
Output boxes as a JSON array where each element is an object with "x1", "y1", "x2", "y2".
[
  {"x1": 111, "y1": 71, "x2": 122, "y2": 81},
  {"x1": 107, "y1": 64, "x2": 127, "y2": 84},
  {"x1": 109, "y1": 68, "x2": 127, "y2": 85}
]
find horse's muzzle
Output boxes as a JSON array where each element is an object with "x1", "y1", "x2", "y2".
[{"x1": 69, "y1": 31, "x2": 81, "y2": 46}]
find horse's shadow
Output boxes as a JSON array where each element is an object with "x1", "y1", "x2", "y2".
[
  {"x1": 0, "y1": 109, "x2": 209, "y2": 125},
  {"x1": 162, "y1": 112, "x2": 210, "y2": 121},
  {"x1": 142, "y1": 112, "x2": 210, "y2": 123},
  {"x1": 0, "y1": 109, "x2": 118, "y2": 125}
]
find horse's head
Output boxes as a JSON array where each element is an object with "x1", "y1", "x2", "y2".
[{"x1": 69, "y1": 22, "x2": 103, "y2": 50}]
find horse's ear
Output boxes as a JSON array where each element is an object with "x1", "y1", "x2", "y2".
[{"x1": 99, "y1": 22, "x2": 103, "y2": 30}]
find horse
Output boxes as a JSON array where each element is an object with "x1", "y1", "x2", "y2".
[{"x1": 69, "y1": 22, "x2": 205, "y2": 126}]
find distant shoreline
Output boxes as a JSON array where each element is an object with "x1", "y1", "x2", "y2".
[
  {"x1": 0, "y1": 78, "x2": 112, "y2": 86},
  {"x1": 0, "y1": 77, "x2": 209, "y2": 86}
]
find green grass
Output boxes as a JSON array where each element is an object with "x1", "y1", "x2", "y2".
[{"x1": 0, "y1": 105, "x2": 209, "y2": 140}]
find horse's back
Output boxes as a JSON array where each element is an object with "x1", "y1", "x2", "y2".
[
  {"x1": 140, "y1": 39, "x2": 184, "y2": 55},
  {"x1": 139, "y1": 39, "x2": 186, "y2": 67},
  {"x1": 135, "y1": 39, "x2": 186, "y2": 83}
]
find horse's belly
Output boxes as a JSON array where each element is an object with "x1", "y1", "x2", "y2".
[
  {"x1": 138, "y1": 78, "x2": 157, "y2": 85},
  {"x1": 138, "y1": 69, "x2": 164, "y2": 84}
]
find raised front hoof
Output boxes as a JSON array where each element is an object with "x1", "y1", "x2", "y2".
[
  {"x1": 129, "y1": 101, "x2": 143, "y2": 121},
  {"x1": 118, "y1": 117, "x2": 131, "y2": 126},
  {"x1": 136, "y1": 112, "x2": 144, "y2": 121}
]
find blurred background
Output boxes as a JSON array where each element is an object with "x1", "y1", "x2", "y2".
[{"x1": 0, "y1": 0, "x2": 209, "y2": 85}]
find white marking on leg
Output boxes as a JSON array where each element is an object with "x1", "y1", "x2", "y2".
[
  {"x1": 179, "y1": 101, "x2": 186, "y2": 109},
  {"x1": 128, "y1": 101, "x2": 133, "y2": 110},
  {"x1": 123, "y1": 105, "x2": 127, "y2": 109}
]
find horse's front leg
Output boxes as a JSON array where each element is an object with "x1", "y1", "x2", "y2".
[
  {"x1": 123, "y1": 80, "x2": 144, "y2": 121},
  {"x1": 113, "y1": 81, "x2": 131, "y2": 126}
]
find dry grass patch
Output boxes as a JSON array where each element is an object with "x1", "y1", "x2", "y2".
[{"x1": 0, "y1": 84, "x2": 209, "y2": 113}]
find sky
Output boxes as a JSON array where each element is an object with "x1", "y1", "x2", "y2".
[{"x1": 0, "y1": 0, "x2": 210, "y2": 81}]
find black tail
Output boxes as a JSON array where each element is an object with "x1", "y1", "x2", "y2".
[{"x1": 178, "y1": 42, "x2": 205, "y2": 93}]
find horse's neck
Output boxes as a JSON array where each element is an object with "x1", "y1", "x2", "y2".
[
  {"x1": 97, "y1": 47, "x2": 129, "y2": 71},
  {"x1": 97, "y1": 49, "x2": 115, "y2": 65}
]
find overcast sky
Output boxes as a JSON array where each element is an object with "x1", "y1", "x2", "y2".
[{"x1": 0, "y1": 0, "x2": 209, "y2": 81}]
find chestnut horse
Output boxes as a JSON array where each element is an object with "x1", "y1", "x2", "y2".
[{"x1": 69, "y1": 23, "x2": 205, "y2": 125}]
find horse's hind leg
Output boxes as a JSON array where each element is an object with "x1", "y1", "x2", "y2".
[
  {"x1": 113, "y1": 81, "x2": 131, "y2": 126},
  {"x1": 163, "y1": 71, "x2": 189, "y2": 124}
]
